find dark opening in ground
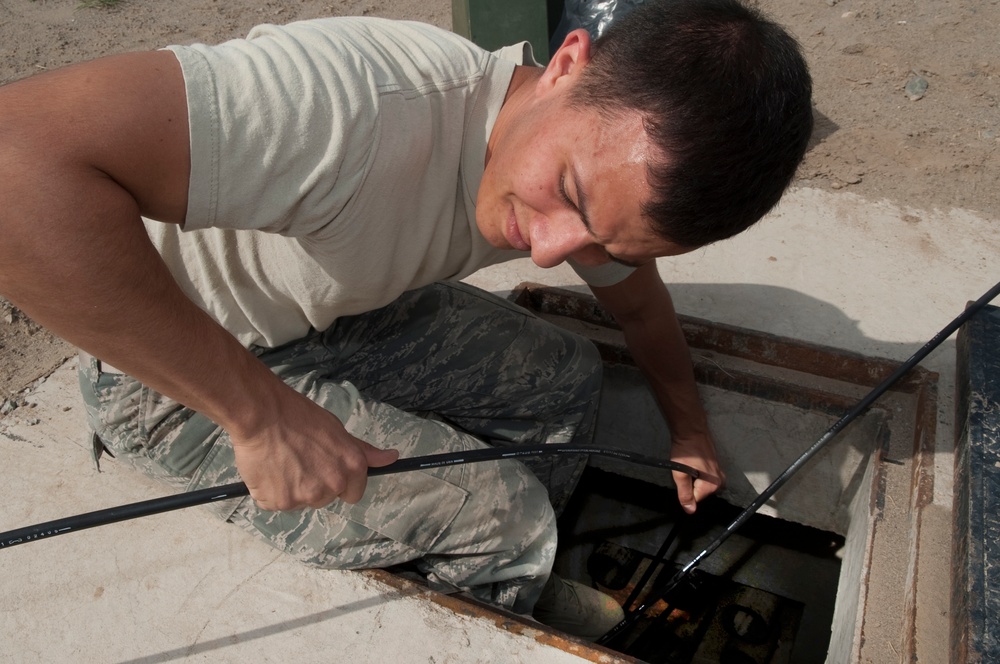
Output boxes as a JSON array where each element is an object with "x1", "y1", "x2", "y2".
[{"x1": 555, "y1": 466, "x2": 844, "y2": 663}]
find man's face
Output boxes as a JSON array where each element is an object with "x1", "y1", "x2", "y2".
[{"x1": 476, "y1": 63, "x2": 691, "y2": 269}]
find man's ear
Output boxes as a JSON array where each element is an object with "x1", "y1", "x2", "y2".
[{"x1": 537, "y1": 28, "x2": 593, "y2": 93}]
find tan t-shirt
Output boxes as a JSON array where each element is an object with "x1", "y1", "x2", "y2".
[{"x1": 151, "y1": 17, "x2": 631, "y2": 348}]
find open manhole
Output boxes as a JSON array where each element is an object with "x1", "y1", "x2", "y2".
[{"x1": 508, "y1": 283, "x2": 938, "y2": 663}]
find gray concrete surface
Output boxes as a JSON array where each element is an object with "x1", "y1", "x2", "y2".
[{"x1": 2, "y1": 186, "x2": 997, "y2": 662}]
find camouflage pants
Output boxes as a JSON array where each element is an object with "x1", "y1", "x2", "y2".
[{"x1": 78, "y1": 282, "x2": 602, "y2": 613}]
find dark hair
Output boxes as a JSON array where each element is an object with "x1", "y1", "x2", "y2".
[{"x1": 570, "y1": 0, "x2": 813, "y2": 248}]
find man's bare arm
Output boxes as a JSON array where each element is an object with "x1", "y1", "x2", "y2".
[
  {"x1": 0, "y1": 52, "x2": 395, "y2": 510},
  {"x1": 590, "y1": 263, "x2": 724, "y2": 514}
]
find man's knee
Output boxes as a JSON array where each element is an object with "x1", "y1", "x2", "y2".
[
  {"x1": 508, "y1": 466, "x2": 559, "y2": 542},
  {"x1": 440, "y1": 456, "x2": 558, "y2": 555},
  {"x1": 513, "y1": 312, "x2": 602, "y2": 387}
]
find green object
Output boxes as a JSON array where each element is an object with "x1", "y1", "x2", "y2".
[{"x1": 452, "y1": 0, "x2": 554, "y2": 63}]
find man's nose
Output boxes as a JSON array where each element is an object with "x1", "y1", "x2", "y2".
[{"x1": 529, "y1": 216, "x2": 593, "y2": 269}]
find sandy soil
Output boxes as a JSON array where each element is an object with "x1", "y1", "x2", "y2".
[{"x1": 0, "y1": 0, "x2": 997, "y2": 398}]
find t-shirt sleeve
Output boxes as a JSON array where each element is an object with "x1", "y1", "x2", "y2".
[
  {"x1": 568, "y1": 258, "x2": 636, "y2": 287},
  {"x1": 164, "y1": 20, "x2": 380, "y2": 237}
]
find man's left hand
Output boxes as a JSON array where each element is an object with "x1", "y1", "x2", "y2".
[{"x1": 669, "y1": 431, "x2": 725, "y2": 514}]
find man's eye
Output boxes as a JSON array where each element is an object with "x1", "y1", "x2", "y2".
[{"x1": 558, "y1": 175, "x2": 575, "y2": 208}]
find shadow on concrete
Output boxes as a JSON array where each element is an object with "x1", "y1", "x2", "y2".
[
  {"x1": 116, "y1": 585, "x2": 422, "y2": 664},
  {"x1": 673, "y1": 281, "x2": 957, "y2": 460},
  {"x1": 666, "y1": 281, "x2": 952, "y2": 370},
  {"x1": 504, "y1": 280, "x2": 961, "y2": 515}
]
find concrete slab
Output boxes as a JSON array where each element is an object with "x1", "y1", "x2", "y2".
[
  {"x1": 2, "y1": 186, "x2": 997, "y2": 662},
  {"x1": 0, "y1": 360, "x2": 611, "y2": 663}
]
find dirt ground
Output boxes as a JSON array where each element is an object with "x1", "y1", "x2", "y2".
[{"x1": 0, "y1": 0, "x2": 997, "y2": 400}]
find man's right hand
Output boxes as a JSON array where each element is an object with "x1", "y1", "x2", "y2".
[{"x1": 230, "y1": 390, "x2": 399, "y2": 511}]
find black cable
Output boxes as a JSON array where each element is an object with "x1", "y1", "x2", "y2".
[
  {"x1": 596, "y1": 277, "x2": 1000, "y2": 646},
  {"x1": 0, "y1": 444, "x2": 699, "y2": 549},
  {"x1": 620, "y1": 510, "x2": 685, "y2": 615}
]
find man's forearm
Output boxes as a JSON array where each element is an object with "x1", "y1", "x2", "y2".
[
  {"x1": 591, "y1": 264, "x2": 708, "y2": 437},
  {"x1": 591, "y1": 264, "x2": 723, "y2": 511},
  {"x1": 0, "y1": 53, "x2": 400, "y2": 511},
  {"x1": 0, "y1": 138, "x2": 390, "y2": 510},
  {"x1": 0, "y1": 170, "x2": 281, "y2": 438},
  {"x1": 0, "y1": 50, "x2": 287, "y2": 437},
  {"x1": 620, "y1": 298, "x2": 710, "y2": 441}
]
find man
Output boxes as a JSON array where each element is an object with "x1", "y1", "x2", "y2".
[{"x1": 0, "y1": 0, "x2": 811, "y2": 641}]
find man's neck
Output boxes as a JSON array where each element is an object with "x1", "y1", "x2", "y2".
[{"x1": 485, "y1": 64, "x2": 543, "y2": 167}]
